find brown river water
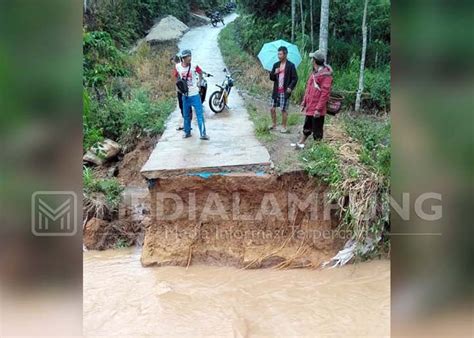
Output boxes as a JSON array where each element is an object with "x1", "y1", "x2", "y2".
[{"x1": 84, "y1": 248, "x2": 390, "y2": 337}]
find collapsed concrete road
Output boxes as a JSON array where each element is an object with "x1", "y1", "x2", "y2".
[{"x1": 140, "y1": 14, "x2": 340, "y2": 268}]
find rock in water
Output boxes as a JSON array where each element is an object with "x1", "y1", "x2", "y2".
[
  {"x1": 83, "y1": 138, "x2": 121, "y2": 166},
  {"x1": 83, "y1": 218, "x2": 108, "y2": 250},
  {"x1": 145, "y1": 15, "x2": 189, "y2": 43}
]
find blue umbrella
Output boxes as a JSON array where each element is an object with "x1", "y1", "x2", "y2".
[{"x1": 257, "y1": 39, "x2": 302, "y2": 71}]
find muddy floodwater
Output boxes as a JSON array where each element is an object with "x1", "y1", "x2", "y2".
[{"x1": 84, "y1": 248, "x2": 390, "y2": 337}]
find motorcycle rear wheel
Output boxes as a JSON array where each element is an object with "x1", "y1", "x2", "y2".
[{"x1": 209, "y1": 91, "x2": 225, "y2": 113}]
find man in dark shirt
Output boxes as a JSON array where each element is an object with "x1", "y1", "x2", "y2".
[{"x1": 269, "y1": 46, "x2": 298, "y2": 133}]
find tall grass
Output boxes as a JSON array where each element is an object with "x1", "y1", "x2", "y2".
[
  {"x1": 246, "y1": 104, "x2": 274, "y2": 142},
  {"x1": 341, "y1": 113, "x2": 391, "y2": 177}
]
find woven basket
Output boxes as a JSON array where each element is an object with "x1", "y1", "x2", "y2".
[{"x1": 327, "y1": 93, "x2": 344, "y2": 115}]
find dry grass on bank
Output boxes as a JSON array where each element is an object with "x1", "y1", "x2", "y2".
[{"x1": 129, "y1": 42, "x2": 178, "y2": 101}]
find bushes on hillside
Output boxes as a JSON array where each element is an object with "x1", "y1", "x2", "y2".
[
  {"x1": 190, "y1": 0, "x2": 228, "y2": 11},
  {"x1": 83, "y1": 1, "x2": 182, "y2": 153},
  {"x1": 83, "y1": 31, "x2": 129, "y2": 88},
  {"x1": 83, "y1": 88, "x2": 174, "y2": 152},
  {"x1": 84, "y1": 0, "x2": 192, "y2": 47},
  {"x1": 342, "y1": 114, "x2": 391, "y2": 177}
]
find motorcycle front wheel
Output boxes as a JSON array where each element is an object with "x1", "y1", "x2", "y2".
[
  {"x1": 211, "y1": 20, "x2": 218, "y2": 27},
  {"x1": 209, "y1": 91, "x2": 225, "y2": 113}
]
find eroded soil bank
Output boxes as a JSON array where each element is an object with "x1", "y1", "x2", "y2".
[{"x1": 141, "y1": 171, "x2": 343, "y2": 268}]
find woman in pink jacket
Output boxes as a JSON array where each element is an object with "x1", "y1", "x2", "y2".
[{"x1": 291, "y1": 50, "x2": 333, "y2": 149}]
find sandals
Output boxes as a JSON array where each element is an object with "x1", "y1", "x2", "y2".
[
  {"x1": 290, "y1": 142, "x2": 305, "y2": 149},
  {"x1": 268, "y1": 126, "x2": 289, "y2": 134}
]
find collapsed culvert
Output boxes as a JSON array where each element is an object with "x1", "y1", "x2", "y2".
[{"x1": 141, "y1": 171, "x2": 344, "y2": 268}]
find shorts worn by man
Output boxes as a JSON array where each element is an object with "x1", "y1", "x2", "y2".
[
  {"x1": 173, "y1": 49, "x2": 209, "y2": 140},
  {"x1": 269, "y1": 46, "x2": 298, "y2": 133}
]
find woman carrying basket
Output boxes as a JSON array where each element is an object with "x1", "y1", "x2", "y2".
[{"x1": 291, "y1": 50, "x2": 333, "y2": 149}]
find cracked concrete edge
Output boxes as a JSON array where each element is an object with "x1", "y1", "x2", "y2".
[{"x1": 140, "y1": 161, "x2": 274, "y2": 180}]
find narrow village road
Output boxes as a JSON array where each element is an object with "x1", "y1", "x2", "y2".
[{"x1": 141, "y1": 14, "x2": 271, "y2": 179}]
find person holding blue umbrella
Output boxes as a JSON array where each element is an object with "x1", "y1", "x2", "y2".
[{"x1": 267, "y1": 46, "x2": 298, "y2": 133}]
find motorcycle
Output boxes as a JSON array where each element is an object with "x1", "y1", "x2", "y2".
[
  {"x1": 199, "y1": 71, "x2": 213, "y2": 104},
  {"x1": 208, "y1": 68, "x2": 236, "y2": 113},
  {"x1": 221, "y1": 2, "x2": 236, "y2": 14},
  {"x1": 210, "y1": 11, "x2": 225, "y2": 27}
]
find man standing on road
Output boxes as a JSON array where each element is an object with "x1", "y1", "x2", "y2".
[
  {"x1": 174, "y1": 49, "x2": 209, "y2": 140},
  {"x1": 269, "y1": 46, "x2": 298, "y2": 133},
  {"x1": 171, "y1": 53, "x2": 192, "y2": 131}
]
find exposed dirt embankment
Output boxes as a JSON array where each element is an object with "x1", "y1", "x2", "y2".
[{"x1": 141, "y1": 171, "x2": 343, "y2": 268}]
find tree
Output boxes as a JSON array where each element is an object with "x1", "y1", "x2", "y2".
[
  {"x1": 299, "y1": 0, "x2": 305, "y2": 48},
  {"x1": 355, "y1": 0, "x2": 369, "y2": 112},
  {"x1": 291, "y1": 0, "x2": 296, "y2": 42},
  {"x1": 310, "y1": 0, "x2": 314, "y2": 50},
  {"x1": 319, "y1": 0, "x2": 330, "y2": 58}
]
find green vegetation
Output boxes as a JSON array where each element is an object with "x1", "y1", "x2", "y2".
[
  {"x1": 83, "y1": 0, "x2": 191, "y2": 224},
  {"x1": 83, "y1": 0, "x2": 205, "y2": 154},
  {"x1": 234, "y1": 0, "x2": 390, "y2": 111},
  {"x1": 83, "y1": 19, "x2": 176, "y2": 153},
  {"x1": 84, "y1": 0, "x2": 193, "y2": 47},
  {"x1": 302, "y1": 143, "x2": 343, "y2": 186},
  {"x1": 83, "y1": 167, "x2": 124, "y2": 215},
  {"x1": 342, "y1": 113, "x2": 391, "y2": 176},
  {"x1": 301, "y1": 115, "x2": 390, "y2": 258},
  {"x1": 114, "y1": 238, "x2": 130, "y2": 249},
  {"x1": 85, "y1": 87, "x2": 174, "y2": 148},
  {"x1": 220, "y1": 14, "x2": 390, "y2": 112},
  {"x1": 83, "y1": 0, "x2": 190, "y2": 153},
  {"x1": 246, "y1": 104, "x2": 275, "y2": 142},
  {"x1": 218, "y1": 22, "x2": 272, "y2": 96},
  {"x1": 218, "y1": 1, "x2": 391, "y2": 258},
  {"x1": 286, "y1": 112, "x2": 304, "y2": 126},
  {"x1": 84, "y1": 0, "x2": 231, "y2": 46}
]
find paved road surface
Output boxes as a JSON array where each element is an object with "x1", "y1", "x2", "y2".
[{"x1": 141, "y1": 14, "x2": 271, "y2": 179}]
